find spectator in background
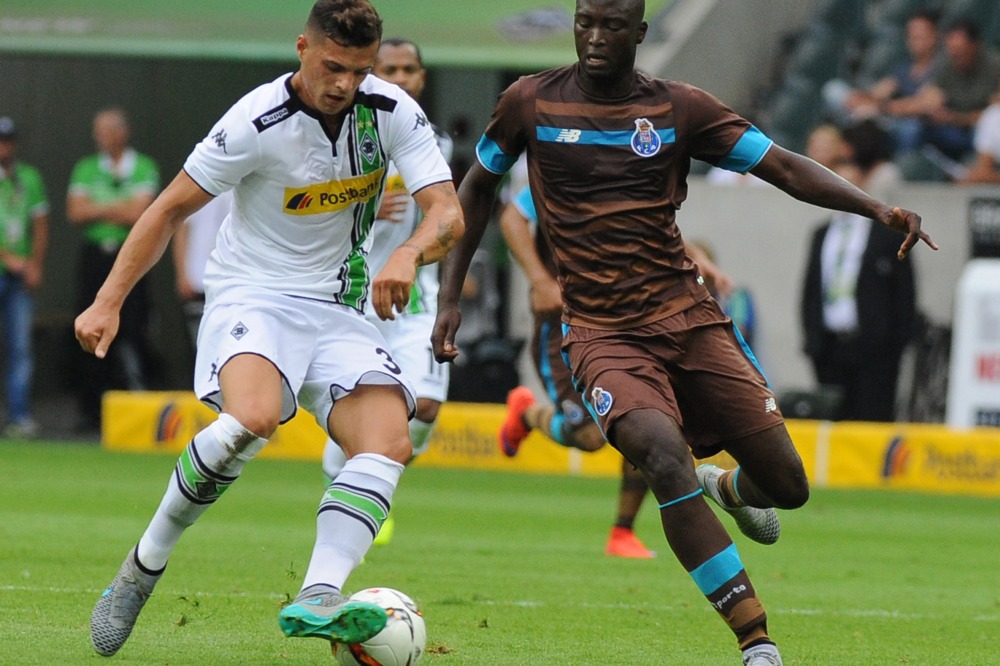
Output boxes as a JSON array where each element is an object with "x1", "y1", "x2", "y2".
[
  {"x1": 67, "y1": 107, "x2": 160, "y2": 433},
  {"x1": 887, "y1": 19, "x2": 1000, "y2": 161},
  {"x1": 171, "y1": 190, "x2": 232, "y2": 353},
  {"x1": 801, "y1": 160, "x2": 916, "y2": 422},
  {"x1": 841, "y1": 118, "x2": 903, "y2": 197},
  {"x1": 960, "y1": 78, "x2": 1000, "y2": 185},
  {"x1": 804, "y1": 123, "x2": 851, "y2": 170},
  {"x1": 824, "y1": 10, "x2": 940, "y2": 126},
  {"x1": 0, "y1": 117, "x2": 49, "y2": 438}
]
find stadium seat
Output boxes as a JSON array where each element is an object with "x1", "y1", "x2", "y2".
[
  {"x1": 871, "y1": 0, "x2": 927, "y2": 26},
  {"x1": 940, "y1": 0, "x2": 999, "y2": 27},
  {"x1": 785, "y1": 24, "x2": 845, "y2": 82},
  {"x1": 811, "y1": 0, "x2": 866, "y2": 36},
  {"x1": 854, "y1": 25, "x2": 908, "y2": 87},
  {"x1": 763, "y1": 75, "x2": 822, "y2": 153}
]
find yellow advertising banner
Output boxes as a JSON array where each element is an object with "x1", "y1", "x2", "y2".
[{"x1": 102, "y1": 392, "x2": 1000, "y2": 496}]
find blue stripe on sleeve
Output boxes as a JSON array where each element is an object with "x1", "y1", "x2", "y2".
[
  {"x1": 716, "y1": 125, "x2": 773, "y2": 174},
  {"x1": 513, "y1": 185, "x2": 537, "y2": 223},
  {"x1": 475, "y1": 135, "x2": 518, "y2": 174},
  {"x1": 689, "y1": 543, "x2": 745, "y2": 595}
]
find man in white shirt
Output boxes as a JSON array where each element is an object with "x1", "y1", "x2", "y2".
[
  {"x1": 801, "y1": 162, "x2": 916, "y2": 421},
  {"x1": 76, "y1": 0, "x2": 462, "y2": 657},
  {"x1": 961, "y1": 89, "x2": 1000, "y2": 184}
]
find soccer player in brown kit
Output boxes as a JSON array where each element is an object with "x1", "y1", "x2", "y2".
[{"x1": 432, "y1": 1, "x2": 938, "y2": 664}]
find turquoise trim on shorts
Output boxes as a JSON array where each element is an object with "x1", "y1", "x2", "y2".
[{"x1": 690, "y1": 543, "x2": 744, "y2": 595}]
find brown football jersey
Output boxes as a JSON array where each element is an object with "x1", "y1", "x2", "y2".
[{"x1": 479, "y1": 64, "x2": 772, "y2": 329}]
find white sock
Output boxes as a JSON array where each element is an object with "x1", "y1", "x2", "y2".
[
  {"x1": 322, "y1": 438, "x2": 348, "y2": 480},
  {"x1": 301, "y1": 453, "x2": 404, "y2": 592},
  {"x1": 408, "y1": 418, "x2": 436, "y2": 457},
  {"x1": 137, "y1": 414, "x2": 266, "y2": 570}
]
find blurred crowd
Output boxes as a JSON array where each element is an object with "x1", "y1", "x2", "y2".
[{"x1": 821, "y1": 10, "x2": 1000, "y2": 184}]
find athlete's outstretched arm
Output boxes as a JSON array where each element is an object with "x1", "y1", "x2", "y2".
[
  {"x1": 75, "y1": 171, "x2": 213, "y2": 359},
  {"x1": 371, "y1": 180, "x2": 464, "y2": 320},
  {"x1": 750, "y1": 144, "x2": 938, "y2": 259},
  {"x1": 432, "y1": 162, "x2": 504, "y2": 363}
]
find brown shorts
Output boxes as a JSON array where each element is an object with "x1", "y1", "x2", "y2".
[
  {"x1": 531, "y1": 316, "x2": 590, "y2": 432},
  {"x1": 562, "y1": 298, "x2": 783, "y2": 458}
]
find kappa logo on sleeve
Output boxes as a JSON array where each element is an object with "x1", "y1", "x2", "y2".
[{"x1": 283, "y1": 169, "x2": 385, "y2": 215}]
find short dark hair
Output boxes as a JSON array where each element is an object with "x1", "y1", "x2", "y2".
[
  {"x1": 908, "y1": 9, "x2": 940, "y2": 28},
  {"x1": 945, "y1": 17, "x2": 980, "y2": 43},
  {"x1": 380, "y1": 38, "x2": 423, "y2": 67},
  {"x1": 306, "y1": 0, "x2": 382, "y2": 47}
]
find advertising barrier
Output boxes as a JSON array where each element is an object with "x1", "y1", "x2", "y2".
[{"x1": 102, "y1": 392, "x2": 1000, "y2": 497}]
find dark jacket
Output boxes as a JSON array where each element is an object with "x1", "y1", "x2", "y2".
[{"x1": 801, "y1": 218, "x2": 916, "y2": 360}]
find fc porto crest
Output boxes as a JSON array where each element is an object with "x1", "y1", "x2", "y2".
[
  {"x1": 591, "y1": 386, "x2": 614, "y2": 416},
  {"x1": 630, "y1": 117, "x2": 661, "y2": 157}
]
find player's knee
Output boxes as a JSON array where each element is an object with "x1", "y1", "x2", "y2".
[
  {"x1": 775, "y1": 470, "x2": 810, "y2": 509},
  {"x1": 226, "y1": 409, "x2": 280, "y2": 439},
  {"x1": 756, "y1": 465, "x2": 810, "y2": 510},
  {"x1": 380, "y1": 433, "x2": 413, "y2": 466}
]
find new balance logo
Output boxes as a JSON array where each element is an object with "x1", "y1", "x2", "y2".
[
  {"x1": 555, "y1": 128, "x2": 582, "y2": 143},
  {"x1": 764, "y1": 397, "x2": 777, "y2": 413}
]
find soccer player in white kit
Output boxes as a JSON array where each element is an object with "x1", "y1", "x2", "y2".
[
  {"x1": 322, "y1": 38, "x2": 452, "y2": 544},
  {"x1": 76, "y1": 0, "x2": 462, "y2": 657}
]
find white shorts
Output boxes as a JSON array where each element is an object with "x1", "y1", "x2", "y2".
[
  {"x1": 370, "y1": 312, "x2": 450, "y2": 404},
  {"x1": 195, "y1": 285, "x2": 415, "y2": 430}
]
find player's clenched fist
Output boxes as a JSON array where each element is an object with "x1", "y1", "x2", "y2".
[{"x1": 75, "y1": 304, "x2": 120, "y2": 359}]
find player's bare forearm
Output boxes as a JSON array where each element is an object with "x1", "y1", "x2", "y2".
[
  {"x1": 408, "y1": 181, "x2": 464, "y2": 265},
  {"x1": 433, "y1": 163, "x2": 502, "y2": 363},
  {"x1": 751, "y1": 145, "x2": 937, "y2": 257},
  {"x1": 439, "y1": 163, "x2": 502, "y2": 308}
]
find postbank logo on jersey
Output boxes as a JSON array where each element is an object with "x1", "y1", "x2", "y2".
[
  {"x1": 630, "y1": 117, "x2": 661, "y2": 157},
  {"x1": 284, "y1": 168, "x2": 385, "y2": 215}
]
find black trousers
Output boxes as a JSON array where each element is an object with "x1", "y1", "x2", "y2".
[
  {"x1": 74, "y1": 242, "x2": 155, "y2": 426},
  {"x1": 811, "y1": 332, "x2": 902, "y2": 423}
]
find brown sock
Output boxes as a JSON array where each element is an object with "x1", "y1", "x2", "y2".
[
  {"x1": 719, "y1": 469, "x2": 745, "y2": 507},
  {"x1": 706, "y1": 571, "x2": 770, "y2": 649}
]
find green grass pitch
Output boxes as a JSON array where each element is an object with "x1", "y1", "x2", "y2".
[{"x1": 1, "y1": 440, "x2": 997, "y2": 665}]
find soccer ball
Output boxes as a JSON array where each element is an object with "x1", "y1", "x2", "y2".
[{"x1": 333, "y1": 587, "x2": 426, "y2": 666}]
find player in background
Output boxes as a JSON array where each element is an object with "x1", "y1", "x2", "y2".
[
  {"x1": 77, "y1": 0, "x2": 462, "y2": 657},
  {"x1": 432, "y1": 1, "x2": 936, "y2": 664},
  {"x1": 499, "y1": 184, "x2": 739, "y2": 559},
  {"x1": 322, "y1": 38, "x2": 452, "y2": 545}
]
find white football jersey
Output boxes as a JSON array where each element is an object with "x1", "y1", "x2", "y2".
[
  {"x1": 184, "y1": 73, "x2": 451, "y2": 308},
  {"x1": 363, "y1": 127, "x2": 453, "y2": 319}
]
